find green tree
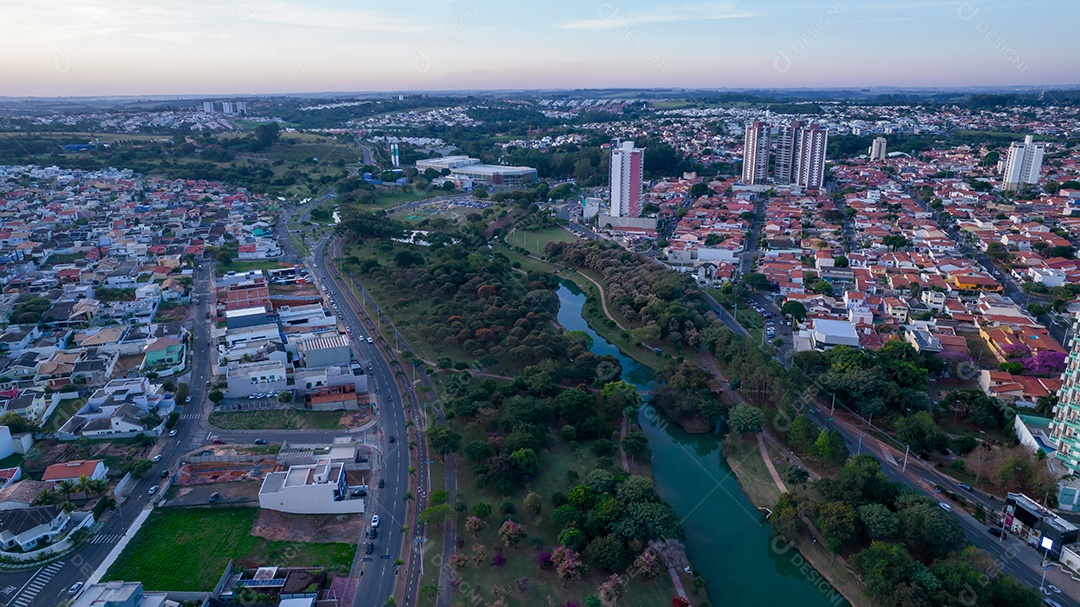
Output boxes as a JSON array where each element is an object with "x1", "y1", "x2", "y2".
[
  {"x1": 427, "y1": 425, "x2": 462, "y2": 460},
  {"x1": 850, "y1": 541, "x2": 918, "y2": 604},
  {"x1": 471, "y1": 501, "x2": 493, "y2": 519},
  {"x1": 524, "y1": 491, "x2": 543, "y2": 517},
  {"x1": 895, "y1": 411, "x2": 947, "y2": 453},
  {"x1": 783, "y1": 466, "x2": 809, "y2": 488},
  {"x1": 208, "y1": 390, "x2": 224, "y2": 404},
  {"x1": 621, "y1": 429, "x2": 649, "y2": 461},
  {"x1": 787, "y1": 415, "x2": 818, "y2": 453},
  {"x1": 818, "y1": 500, "x2": 858, "y2": 553},
  {"x1": 418, "y1": 503, "x2": 455, "y2": 526},
  {"x1": 812, "y1": 429, "x2": 849, "y2": 467},
  {"x1": 858, "y1": 503, "x2": 898, "y2": 540},
  {"x1": 728, "y1": 403, "x2": 765, "y2": 434},
  {"x1": 0, "y1": 411, "x2": 36, "y2": 433},
  {"x1": 585, "y1": 533, "x2": 629, "y2": 572},
  {"x1": 781, "y1": 300, "x2": 807, "y2": 322},
  {"x1": 277, "y1": 390, "x2": 293, "y2": 404}
]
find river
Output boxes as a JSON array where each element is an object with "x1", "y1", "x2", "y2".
[{"x1": 555, "y1": 283, "x2": 848, "y2": 607}]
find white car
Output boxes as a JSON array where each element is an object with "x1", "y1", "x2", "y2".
[
  {"x1": 371, "y1": 515, "x2": 380, "y2": 528},
  {"x1": 152, "y1": 454, "x2": 162, "y2": 463},
  {"x1": 69, "y1": 582, "x2": 84, "y2": 596},
  {"x1": 938, "y1": 502, "x2": 953, "y2": 512},
  {"x1": 148, "y1": 486, "x2": 158, "y2": 495},
  {"x1": 169, "y1": 429, "x2": 177, "y2": 437},
  {"x1": 367, "y1": 337, "x2": 373, "y2": 344}
]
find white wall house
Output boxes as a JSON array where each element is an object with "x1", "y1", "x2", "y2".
[{"x1": 258, "y1": 459, "x2": 364, "y2": 515}]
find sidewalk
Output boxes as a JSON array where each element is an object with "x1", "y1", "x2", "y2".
[{"x1": 87, "y1": 505, "x2": 154, "y2": 585}]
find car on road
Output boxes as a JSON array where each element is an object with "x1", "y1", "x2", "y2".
[
  {"x1": 367, "y1": 337, "x2": 373, "y2": 344},
  {"x1": 185, "y1": 396, "x2": 192, "y2": 403},
  {"x1": 378, "y1": 479, "x2": 385, "y2": 488},
  {"x1": 958, "y1": 483, "x2": 973, "y2": 491},
  {"x1": 213, "y1": 439, "x2": 226, "y2": 445},
  {"x1": 148, "y1": 486, "x2": 158, "y2": 495},
  {"x1": 209, "y1": 492, "x2": 220, "y2": 503},
  {"x1": 938, "y1": 502, "x2": 953, "y2": 512},
  {"x1": 69, "y1": 582, "x2": 84, "y2": 596},
  {"x1": 388, "y1": 435, "x2": 395, "y2": 443},
  {"x1": 986, "y1": 526, "x2": 1005, "y2": 538},
  {"x1": 369, "y1": 527, "x2": 377, "y2": 539},
  {"x1": 371, "y1": 515, "x2": 379, "y2": 528},
  {"x1": 254, "y1": 438, "x2": 268, "y2": 445},
  {"x1": 365, "y1": 542, "x2": 374, "y2": 554},
  {"x1": 152, "y1": 454, "x2": 162, "y2": 462},
  {"x1": 169, "y1": 429, "x2": 177, "y2": 437},
  {"x1": 160, "y1": 469, "x2": 170, "y2": 478}
]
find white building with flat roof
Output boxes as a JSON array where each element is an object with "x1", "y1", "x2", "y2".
[{"x1": 258, "y1": 459, "x2": 364, "y2": 515}]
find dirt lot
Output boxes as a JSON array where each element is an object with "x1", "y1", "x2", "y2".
[
  {"x1": 341, "y1": 409, "x2": 373, "y2": 429},
  {"x1": 251, "y1": 509, "x2": 364, "y2": 543},
  {"x1": 167, "y1": 480, "x2": 262, "y2": 507},
  {"x1": 22, "y1": 439, "x2": 151, "y2": 479},
  {"x1": 111, "y1": 354, "x2": 145, "y2": 379}
]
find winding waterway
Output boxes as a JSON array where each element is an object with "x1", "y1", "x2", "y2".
[{"x1": 555, "y1": 283, "x2": 848, "y2": 607}]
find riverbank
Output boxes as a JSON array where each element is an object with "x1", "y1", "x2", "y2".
[{"x1": 723, "y1": 433, "x2": 868, "y2": 607}]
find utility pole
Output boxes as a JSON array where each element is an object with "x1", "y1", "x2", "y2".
[
  {"x1": 901, "y1": 444, "x2": 910, "y2": 473},
  {"x1": 830, "y1": 393, "x2": 836, "y2": 416},
  {"x1": 857, "y1": 433, "x2": 866, "y2": 455}
]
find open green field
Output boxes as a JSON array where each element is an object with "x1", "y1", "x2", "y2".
[
  {"x1": 208, "y1": 410, "x2": 345, "y2": 430},
  {"x1": 375, "y1": 188, "x2": 442, "y2": 209},
  {"x1": 504, "y1": 226, "x2": 579, "y2": 256},
  {"x1": 104, "y1": 507, "x2": 356, "y2": 591},
  {"x1": 42, "y1": 398, "x2": 87, "y2": 432}
]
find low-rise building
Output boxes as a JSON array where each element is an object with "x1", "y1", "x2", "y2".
[
  {"x1": 226, "y1": 360, "x2": 287, "y2": 398},
  {"x1": 258, "y1": 458, "x2": 364, "y2": 515},
  {"x1": 0, "y1": 505, "x2": 70, "y2": 551},
  {"x1": 1004, "y1": 492, "x2": 1079, "y2": 560},
  {"x1": 41, "y1": 459, "x2": 108, "y2": 484},
  {"x1": 70, "y1": 581, "x2": 171, "y2": 607}
]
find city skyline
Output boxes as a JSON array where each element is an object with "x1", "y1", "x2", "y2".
[{"x1": 2, "y1": 0, "x2": 1078, "y2": 96}]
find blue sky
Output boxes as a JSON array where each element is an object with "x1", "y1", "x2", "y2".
[{"x1": 1, "y1": 0, "x2": 1077, "y2": 96}]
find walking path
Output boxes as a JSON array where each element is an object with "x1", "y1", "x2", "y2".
[{"x1": 574, "y1": 270, "x2": 625, "y2": 331}]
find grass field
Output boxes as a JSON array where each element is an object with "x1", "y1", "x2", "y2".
[
  {"x1": 375, "y1": 188, "x2": 442, "y2": 209},
  {"x1": 208, "y1": 410, "x2": 345, "y2": 430},
  {"x1": 103, "y1": 507, "x2": 356, "y2": 591},
  {"x1": 42, "y1": 398, "x2": 87, "y2": 432},
  {"x1": 504, "y1": 226, "x2": 578, "y2": 256}
]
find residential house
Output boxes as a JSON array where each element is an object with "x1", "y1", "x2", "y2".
[
  {"x1": 41, "y1": 459, "x2": 108, "y2": 484},
  {"x1": 0, "y1": 505, "x2": 70, "y2": 551},
  {"x1": 258, "y1": 458, "x2": 364, "y2": 515}
]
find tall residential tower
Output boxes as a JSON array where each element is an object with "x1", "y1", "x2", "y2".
[
  {"x1": 870, "y1": 137, "x2": 888, "y2": 161},
  {"x1": 742, "y1": 121, "x2": 770, "y2": 185},
  {"x1": 1051, "y1": 315, "x2": 1080, "y2": 475},
  {"x1": 1002, "y1": 135, "x2": 1045, "y2": 190},
  {"x1": 610, "y1": 140, "x2": 644, "y2": 218}
]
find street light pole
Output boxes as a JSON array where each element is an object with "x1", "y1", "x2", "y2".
[
  {"x1": 857, "y1": 433, "x2": 866, "y2": 455},
  {"x1": 830, "y1": 393, "x2": 836, "y2": 416},
  {"x1": 902, "y1": 445, "x2": 910, "y2": 473}
]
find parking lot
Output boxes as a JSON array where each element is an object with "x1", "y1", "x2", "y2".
[{"x1": 215, "y1": 394, "x2": 286, "y2": 412}]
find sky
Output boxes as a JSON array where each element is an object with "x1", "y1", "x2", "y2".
[{"x1": 1, "y1": 0, "x2": 1078, "y2": 96}]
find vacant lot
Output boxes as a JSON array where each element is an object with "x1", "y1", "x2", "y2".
[
  {"x1": 42, "y1": 398, "x2": 87, "y2": 432},
  {"x1": 208, "y1": 409, "x2": 345, "y2": 430},
  {"x1": 251, "y1": 509, "x2": 364, "y2": 544},
  {"x1": 104, "y1": 507, "x2": 356, "y2": 591},
  {"x1": 504, "y1": 226, "x2": 578, "y2": 256}
]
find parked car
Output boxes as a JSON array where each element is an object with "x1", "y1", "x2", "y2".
[
  {"x1": 169, "y1": 429, "x2": 178, "y2": 437},
  {"x1": 152, "y1": 455, "x2": 162, "y2": 463},
  {"x1": 365, "y1": 542, "x2": 374, "y2": 554},
  {"x1": 938, "y1": 502, "x2": 953, "y2": 512},
  {"x1": 371, "y1": 515, "x2": 380, "y2": 528},
  {"x1": 161, "y1": 469, "x2": 170, "y2": 478},
  {"x1": 213, "y1": 439, "x2": 226, "y2": 445},
  {"x1": 209, "y1": 492, "x2": 220, "y2": 503},
  {"x1": 148, "y1": 486, "x2": 158, "y2": 495},
  {"x1": 69, "y1": 582, "x2": 84, "y2": 596},
  {"x1": 369, "y1": 528, "x2": 377, "y2": 539},
  {"x1": 987, "y1": 527, "x2": 1005, "y2": 538},
  {"x1": 378, "y1": 479, "x2": 385, "y2": 488},
  {"x1": 254, "y1": 438, "x2": 267, "y2": 445}
]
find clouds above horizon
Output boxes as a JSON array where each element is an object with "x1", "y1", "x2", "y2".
[{"x1": 0, "y1": 0, "x2": 1077, "y2": 96}]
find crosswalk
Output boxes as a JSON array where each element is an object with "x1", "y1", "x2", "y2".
[
  {"x1": 12, "y1": 561, "x2": 63, "y2": 607},
  {"x1": 179, "y1": 413, "x2": 200, "y2": 420},
  {"x1": 89, "y1": 533, "x2": 122, "y2": 545}
]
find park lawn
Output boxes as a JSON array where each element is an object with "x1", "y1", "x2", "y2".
[
  {"x1": 504, "y1": 226, "x2": 579, "y2": 256},
  {"x1": 42, "y1": 398, "x2": 88, "y2": 432},
  {"x1": 208, "y1": 410, "x2": 345, "y2": 430},
  {"x1": 375, "y1": 188, "x2": 442, "y2": 209},
  {"x1": 104, "y1": 507, "x2": 356, "y2": 591},
  {"x1": 215, "y1": 260, "x2": 294, "y2": 276}
]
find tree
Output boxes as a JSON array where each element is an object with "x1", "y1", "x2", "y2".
[
  {"x1": 427, "y1": 426, "x2": 462, "y2": 460},
  {"x1": 728, "y1": 403, "x2": 765, "y2": 434},
  {"x1": 0, "y1": 411, "x2": 36, "y2": 433},
  {"x1": 585, "y1": 533, "x2": 629, "y2": 572},
  {"x1": 850, "y1": 541, "x2": 918, "y2": 604},
  {"x1": 818, "y1": 500, "x2": 858, "y2": 553},
  {"x1": 208, "y1": 390, "x2": 224, "y2": 404},
  {"x1": 881, "y1": 234, "x2": 910, "y2": 251},
  {"x1": 523, "y1": 492, "x2": 543, "y2": 517},
  {"x1": 551, "y1": 504, "x2": 580, "y2": 528},
  {"x1": 277, "y1": 390, "x2": 293, "y2": 404},
  {"x1": 471, "y1": 501, "x2": 493, "y2": 519},
  {"x1": 782, "y1": 466, "x2": 809, "y2": 488},
  {"x1": 895, "y1": 411, "x2": 947, "y2": 453},
  {"x1": 858, "y1": 503, "x2": 898, "y2": 540},
  {"x1": 499, "y1": 520, "x2": 528, "y2": 548},
  {"x1": 56, "y1": 480, "x2": 77, "y2": 501},
  {"x1": 596, "y1": 574, "x2": 627, "y2": 605},
  {"x1": 632, "y1": 549, "x2": 662, "y2": 579},
  {"x1": 465, "y1": 516, "x2": 488, "y2": 538},
  {"x1": 780, "y1": 300, "x2": 807, "y2": 322},
  {"x1": 418, "y1": 503, "x2": 455, "y2": 526},
  {"x1": 787, "y1": 415, "x2": 818, "y2": 453},
  {"x1": 621, "y1": 429, "x2": 649, "y2": 461},
  {"x1": 252, "y1": 122, "x2": 280, "y2": 150},
  {"x1": 812, "y1": 429, "x2": 849, "y2": 467},
  {"x1": 612, "y1": 501, "x2": 683, "y2": 542},
  {"x1": 551, "y1": 546, "x2": 587, "y2": 586}
]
